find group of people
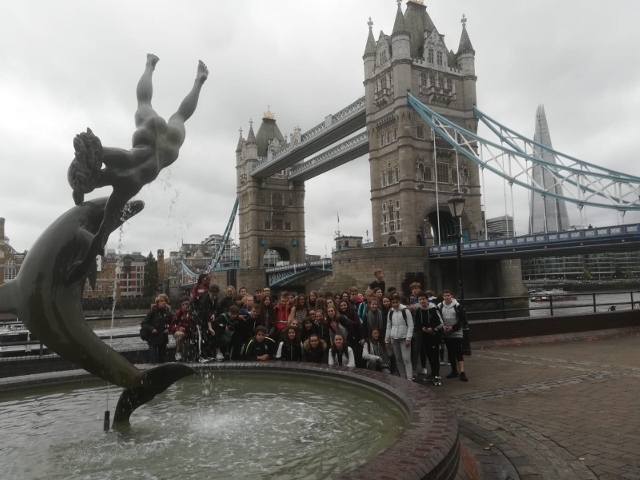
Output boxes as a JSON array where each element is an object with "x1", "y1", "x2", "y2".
[{"x1": 140, "y1": 269, "x2": 469, "y2": 385}]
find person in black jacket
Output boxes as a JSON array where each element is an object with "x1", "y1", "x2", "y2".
[
  {"x1": 416, "y1": 291, "x2": 444, "y2": 385},
  {"x1": 302, "y1": 334, "x2": 328, "y2": 363},
  {"x1": 245, "y1": 326, "x2": 276, "y2": 361},
  {"x1": 141, "y1": 294, "x2": 173, "y2": 363},
  {"x1": 197, "y1": 284, "x2": 220, "y2": 361},
  {"x1": 276, "y1": 326, "x2": 304, "y2": 361}
]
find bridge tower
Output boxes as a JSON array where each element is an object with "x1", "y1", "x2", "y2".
[
  {"x1": 364, "y1": 0, "x2": 483, "y2": 247},
  {"x1": 236, "y1": 110, "x2": 306, "y2": 270}
]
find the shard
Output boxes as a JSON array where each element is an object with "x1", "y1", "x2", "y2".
[{"x1": 529, "y1": 105, "x2": 570, "y2": 233}]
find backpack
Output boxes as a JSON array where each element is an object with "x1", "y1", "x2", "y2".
[
  {"x1": 140, "y1": 324, "x2": 150, "y2": 341},
  {"x1": 387, "y1": 308, "x2": 408, "y2": 327}
]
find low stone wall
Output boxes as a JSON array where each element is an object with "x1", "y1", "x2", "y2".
[{"x1": 470, "y1": 310, "x2": 640, "y2": 342}]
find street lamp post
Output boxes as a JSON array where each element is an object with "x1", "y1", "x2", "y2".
[{"x1": 447, "y1": 188, "x2": 471, "y2": 356}]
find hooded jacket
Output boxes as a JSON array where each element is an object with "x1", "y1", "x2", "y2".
[
  {"x1": 438, "y1": 299, "x2": 464, "y2": 339},
  {"x1": 302, "y1": 338, "x2": 328, "y2": 363},
  {"x1": 385, "y1": 305, "x2": 414, "y2": 341}
]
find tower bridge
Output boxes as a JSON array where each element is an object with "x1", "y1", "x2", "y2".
[{"x1": 180, "y1": 0, "x2": 640, "y2": 296}]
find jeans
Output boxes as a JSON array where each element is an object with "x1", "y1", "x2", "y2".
[
  {"x1": 391, "y1": 338, "x2": 412, "y2": 380},
  {"x1": 149, "y1": 344, "x2": 166, "y2": 364},
  {"x1": 444, "y1": 337, "x2": 464, "y2": 372},
  {"x1": 366, "y1": 359, "x2": 391, "y2": 374},
  {"x1": 411, "y1": 330, "x2": 422, "y2": 373},
  {"x1": 173, "y1": 331, "x2": 188, "y2": 358}
]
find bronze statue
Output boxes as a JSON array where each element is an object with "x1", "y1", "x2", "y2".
[
  {"x1": 0, "y1": 55, "x2": 208, "y2": 425},
  {"x1": 67, "y1": 54, "x2": 208, "y2": 283}
]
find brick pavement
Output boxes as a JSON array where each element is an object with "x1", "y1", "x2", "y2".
[{"x1": 424, "y1": 334, "x2": 640, "y2": 479}]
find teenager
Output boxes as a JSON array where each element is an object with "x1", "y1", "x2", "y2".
[
  {"x1": 385, "y1": 293, "x2": 414, "y2": 380},
  {"x1": 197, "y1": 284, "x2": 220, "y2": 360},
  {"x1": 212, "y1": 305, "x2": 239, "y2": 361},
  {"x1": 314, "y1": 309, "x2": 331, "y2": 346},
  {"x1": 258, "y1": 295, "x2": 275, "y2": 337},
  {"x1": 416, "y1": 291, "x2": 444, "y2": 385},
  {"x1": 276, "y1": 326, "x2": 304, "y2": 361},
  {"x1": 245, "y1": 326, "x2": 276, "y2": 361},
  {"x1": 328, "y1": 334, "x2": 355, "y2": 368},
  {"x1": 302, "y1": 333, "x2": 328, "y2": 363},
  {"x1": 439, "y1": 290, "x2": 468, "y2": 382},
  {"x1": 308, "y1": 290, "x2": 319, "y2": 309},
  {"x1": 326, "y1": 306, "x2": 348, "y2": 344},
  {"x1": 273, "y1": 292, "x2": 292, "y2": 337},
  {"x1": 362, "y1": 298, "x2": 385, "y2": 340},
  {"x1": 289, "y1": 294, "x2": 308, "y2": 323},
  {"x1": 141, "y1": 294, "x2": 172, "y2": 364},
  {"x1": 338, "y1": 300, "x2": 363, "y2": 367},
  {"x1": 369, "y1": 269, "x2": 386, "y2": 293},
  {"x1": 169, "y1": 297, "x2": 193, "y2": 361},
  {"x1": 362, "y1": 328, "x2": 391, "y2": 373},
  {"x1": 300, "y1": 317, "x2": 319, "y2": 343},
  {"x1": 408, "y1": 282, "x2": 423, "y2": 377}
]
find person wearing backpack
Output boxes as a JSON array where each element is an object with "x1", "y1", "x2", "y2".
[
  {"x1": 438, "y1": 290, "x2": 468, "y2": 382},
  {"x1": 416, "y1": 291, "x2": 444, "y2": 385},
  {"x1": 384, "y1": 293, "x2": 414, "y2": 380}
]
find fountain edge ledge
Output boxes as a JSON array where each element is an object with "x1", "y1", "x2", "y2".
[{"x1": 0, "y1": 362, "x2": 460, "y2": 480}]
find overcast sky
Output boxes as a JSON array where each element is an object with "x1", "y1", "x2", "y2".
[{"x1": 2, "y1": 0, "x2": 639, "y2": 259}]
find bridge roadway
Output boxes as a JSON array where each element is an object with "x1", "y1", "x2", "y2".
[
  {"x1": 430, "y1": 223, "x2": 640, "y2": 259},
  {"x1": 288, "y1": 131, "x2": 369, "y2": 182},
  {"x1": 251, "y1": 96, "x2": 366, "y2": 179}
]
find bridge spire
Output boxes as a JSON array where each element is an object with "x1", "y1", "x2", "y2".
[
  {"x1": 236, "y1": 127, "x2": 244, "y2": 152},
  {"x1": 363, "y1": 17, "x2": 377, "y2": 58},
  {"x1": 392, "y1": 0, "x2": 408, "y2": 36},
  {"x1": 246, "y1": 118, "x2": 256, "y2": 144},
  {"x1": 457, "y1": 14, "x2": 475, "y2": 56}
]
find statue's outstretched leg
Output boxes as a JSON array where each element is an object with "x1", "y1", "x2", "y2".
[
  {"x1": 135, "y1": 54, "x2": 160, "y2": 128},
  {"x1": 164, "y1": 61, "x2": 209, "y2": 152}
]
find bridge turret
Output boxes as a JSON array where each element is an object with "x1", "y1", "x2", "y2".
[
  {"x1": 244, "y1": 120, "x2": 258, "y2": 161},
  {"x1": 456, "y1": 14, "x2": 475, "y2": 76},
  {"x1": 391, "y1": 0, "x2": 412, "y2": 100},
  {"x1": 235, "y1": 129, "x2": 245, "y2": 166},
  {"x1": 363, "y1": 17, "x2": 377, "y2": 115}
]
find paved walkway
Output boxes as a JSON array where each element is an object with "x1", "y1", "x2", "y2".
[{"x1": 422, "y1": 334, "x2": 640, "y2": 479}]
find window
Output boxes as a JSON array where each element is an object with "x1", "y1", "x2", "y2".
[
  {"x1": 380, "y1": 50, "x2": 387, "y2": 64},
  {"x1": 420, "y1": 72, "x2": 427, "y2": 87},
  {"x1": 452, "y1": 168, "x2": 458, "y2": 185},
  {"x1": 417, "y1": 125, "x2": 424, "y2": 139},
  {"x1": 437, "y1": 163, "x2": 449, "y2": 183},
  {"x1": 3, "y1": 260, "x2": 16, "y2": 281},
  {"x1": 285, "y1": 222, "x2": 292, "y2": 231},
  {"x1": 381, "y1": 173, "x2": 387, "y2": 187},
  {"x1": 424, "y1": 166, "x2": 432, "y2": 181},
  {"x1": 273, "y1": 219, "x2": 283, "y2": 230},
  {"x1": 387, "y1": 169, "x2": 393, "y2": 185},
  {"x1": 259, "y1": 194, "x2": 266, "y2": 205},
  {"x1": 288, "y1": 195, "x2": 293, "y2": 207},
  {"x1": 272, "y1": 193, "x2": 283, "y2": 207},
  {"x1": 437, "y1": 51, "x2": 443, "y2": 66},
  {"x1": 428, "y1": 49, "x2": 434, "y2": 64},
  {"x1": 394, "y1": 167, "x2": 399, "y2": 183},
  {"x1": 446, "y1": 78, "x2": 452, "y2": 91},
  {"x1": 380, "y1": 75, "x2": 387, "y2": 90},
  {"x1": 429, "y1": 75, "x2": 435, "y2": 88},
  {"x1": 264, "y1": 220, "x2": 272, "y2": 230}
]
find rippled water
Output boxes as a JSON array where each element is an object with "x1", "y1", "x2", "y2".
[{"x1": 0, "y1": 373, "x2": 406, "y2": 480}]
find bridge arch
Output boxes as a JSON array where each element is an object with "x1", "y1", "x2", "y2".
[
  {"x1": 261, "y1": 244, "x2": 293, "y2": 268},
  {"x1": 423, "y1": 206, "x2": 475, "y2": 245}
]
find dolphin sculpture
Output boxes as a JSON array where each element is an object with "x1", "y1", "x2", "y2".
[{"x1": 0, "y1": 197, "x2": 194, "y2": 425}]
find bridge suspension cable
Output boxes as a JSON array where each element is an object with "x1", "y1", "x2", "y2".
[
  {"x1": 179, "y1": 197, "x2": 239, "y2": 284},
  {"x1": 407, "y1": 93, "x2": 640, "y2": 216}
]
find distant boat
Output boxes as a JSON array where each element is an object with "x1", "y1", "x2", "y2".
[{"x1": 530, "y1": 288, "x2": 577, "y2": 302}]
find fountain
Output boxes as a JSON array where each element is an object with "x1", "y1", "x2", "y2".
[{"x1": 0, "y1": 57, "x2": 468, "y2": 479}]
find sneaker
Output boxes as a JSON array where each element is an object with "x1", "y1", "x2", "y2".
[
  {"x1": 446, "y1": 371, "x2": 459, "y2": 379},
  {"x1": 198, "y1": 357, "x2": 212, "y2": 363},
  {"x1": 459, "y1": 372, "x2": 468, "y2": 382},
  {"x1": 421, "y1": 368, "x2": 428, "y2": 375},
  {"x1": 425, "y1": 375, "x2": 433, "y2": 382},
  {"x1": 175, "y1": 352, "x2": 183, "y2": 361},
  {"x1": 215, "y1": 352, "x2": 224, "y2": 362},
  {"x1": 434, "y1": 376, "x2": 442, "y2": 386},
  {"x1": 439, "y1": 360, "x2": 446, "y2": 365}
]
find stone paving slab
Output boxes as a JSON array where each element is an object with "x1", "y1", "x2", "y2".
[{"x1": 425, "y1": 335, "x2": 640, "y2": 479}]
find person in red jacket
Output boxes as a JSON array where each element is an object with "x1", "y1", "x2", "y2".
[
  {"x1": 170, "y1": 297, "x2": 193, "y2": 361},
  {"x1": 273, "y1": 292, "x2": 291, "y2": 337}
]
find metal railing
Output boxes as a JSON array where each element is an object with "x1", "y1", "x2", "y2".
[{"x1": 464, "y1": 290, "x2": 639, "y2": 320}]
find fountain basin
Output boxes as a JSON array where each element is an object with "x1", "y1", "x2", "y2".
[{"x1": 0, "y1": 362, "x2": 460, "y2": 479}]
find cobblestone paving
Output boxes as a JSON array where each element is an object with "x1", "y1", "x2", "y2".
[{"x1": 426, "y1": 335, "x2": 640, "y2": 479}]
